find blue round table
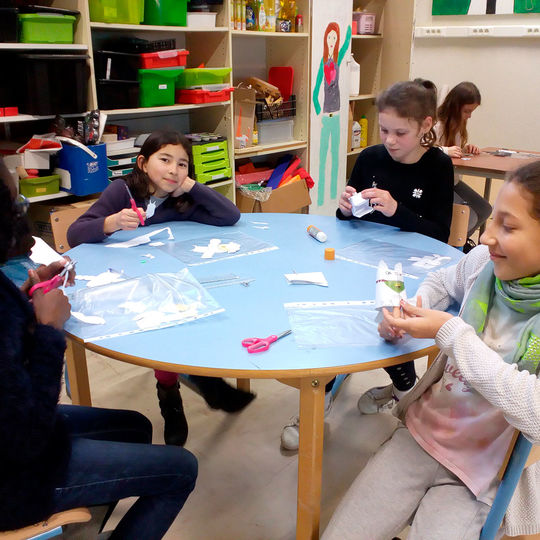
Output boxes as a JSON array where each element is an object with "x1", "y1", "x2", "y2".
[{"x1": 64, "y1": 212, "x2": 462, "y2": 539}]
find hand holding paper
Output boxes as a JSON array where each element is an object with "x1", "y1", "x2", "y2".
[{"x1": 349, "y1": 191, "x2": 374, "y2": 218}]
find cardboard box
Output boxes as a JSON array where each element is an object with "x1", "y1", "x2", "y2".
[
  {"x1": 233, "y1": 87, "x2": 256, "y2": 149},
  {"x1": 28, "y1": 198, "x2": 97, "y2": 253},
  {"x1": 236, "y1": 178, "x2": 311, "y2": 213}
]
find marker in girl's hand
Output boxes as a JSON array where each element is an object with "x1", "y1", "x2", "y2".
[{"x1": 124, "y1": 182, "x2": 145, "y2": 226}]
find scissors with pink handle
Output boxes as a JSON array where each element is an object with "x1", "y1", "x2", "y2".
[
  {"x1": 242, "y1": 329, "x2": 292, "y2": 353},
  {"x1": 28, "y1": 260, "x2": 76, "y2": 297}
]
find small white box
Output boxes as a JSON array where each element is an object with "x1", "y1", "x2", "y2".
[
  {"x1": 187, "y1": 12, "x2": 217, "y2": 28},
  {"x1": 258, "y1": 118, "x2": 294, "y2": 145},
  {"x1": 23, "y1": 148, "x2": 59, "y2": 169}
]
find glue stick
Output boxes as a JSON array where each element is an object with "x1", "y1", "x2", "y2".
[{"x1": 307, "y1": 225, "x2": 327, "y2": 242}]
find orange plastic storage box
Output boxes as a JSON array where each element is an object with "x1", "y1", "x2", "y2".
[
  {"x1": 175, "y1": 88, "x2": 233, "y2": 104},
  {"x1": 140, "y1": 49, "x2": 189, "y2": 69}
]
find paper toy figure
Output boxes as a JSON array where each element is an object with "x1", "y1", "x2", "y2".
[
  {"x1": 350, "y1": 191, "x2": 374, "y2": 218},
  {"x1": 375, "y1": 260, "x2": 407, "y2": 313}
]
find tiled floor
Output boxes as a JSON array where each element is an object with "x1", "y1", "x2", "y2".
[{"x1": 61, "y1": 351, "x2": 427, "y2": 539}]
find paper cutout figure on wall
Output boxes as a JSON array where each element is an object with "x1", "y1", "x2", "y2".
[
  {"x1": 312, "y1": 23, "x2": 352, "y2": 206},
  {"x1": 433, "y1": 0, "x2": 539, "y2": 15}
]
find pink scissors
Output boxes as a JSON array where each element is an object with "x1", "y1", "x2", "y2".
[
  {"x1": 242, "y1": 330, "x2": 291, "y2": 353},
  {"x1": 28, "y1": 260, "x2": 76, "y2": 297}
]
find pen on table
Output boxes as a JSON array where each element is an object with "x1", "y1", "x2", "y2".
[{"x1": 124, "y1": 181, "x2": 145, "y2": 226}]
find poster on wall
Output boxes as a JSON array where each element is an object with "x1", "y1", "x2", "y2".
[
  {"x1": 432, "y1": 0, "x2": 540, "y2": 15},
  {"x1": 309, "y1": 0, "x2": 353, "y2": 216}
]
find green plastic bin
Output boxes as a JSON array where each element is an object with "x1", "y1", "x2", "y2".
[
  {"x1": 139, "y1": 68, "x2": 184, "y2": 107},
  {"x1": 176, "y1": 68, "x2": 232, "y2": 89},
  {"x1": 89, "y1": 0, "x2": 144, "y2": 24},
  {"x1": 144, "y1": 0, "x2": 187, "y2": 26},
  {"x1": 18, "y1": 14, "x2": 76, "y2": 44},
  {"x1": 19, "y1": 175, "x2": 60, "y2": 198}
]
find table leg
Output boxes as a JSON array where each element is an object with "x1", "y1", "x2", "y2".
[
  {"x1": 296, "y1": 376, "x2": 330, "y2": 540},
  {"x1": 236, "y1": 378, "x2": 251, "y2": 393},
  {"x1": 65, "y1": 338, "x2": 92, "y2": 406},
  {"x1": 479, "y1": 176, "x2": 493, "y2": 236}
]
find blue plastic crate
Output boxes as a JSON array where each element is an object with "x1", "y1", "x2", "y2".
[{"x1": 55, "y1": 143, "x2": 109, "y2": 196}]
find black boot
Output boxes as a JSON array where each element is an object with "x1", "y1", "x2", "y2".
[
  {"x1": 156, "y1": 382, "x2": 188, "y2": 446},
  {"x1": 189, "y1": 376, "x2": 256, "y2": 413}
]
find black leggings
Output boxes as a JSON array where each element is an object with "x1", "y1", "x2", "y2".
[{"x1": 325, "y1": 360, "x2": 416, "y2": 393}]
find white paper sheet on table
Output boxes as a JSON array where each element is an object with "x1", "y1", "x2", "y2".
[
  {"x1": 106, "y1": 227, "x2": 174, "y2": 248},
  {"x1": 284, "y1": 272, "x2": 328, "y2": 287}
]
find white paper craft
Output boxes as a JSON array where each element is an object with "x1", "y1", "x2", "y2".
[
  {"x1": 71, "y1": 311, "x2": 106, "y2": 325},
  {"x1": 192, "y1": 239, "x2": 241, "y2": 259},
  {"x1": 408, "y1": 254, "x2": 451, "y2": 269},
  {"x1": 106, "y1": 227, "x2": 174, "y2": 248},
  {"x1": 375, "y1": 260, "x2": 407, "y2": 315},
  {"x1": 76, "y1": 269, "x2": 126, "y2": 288},
  {"x1": 284, "y1": 272, "x2": 329, "y2": 287},
  {"x1": 145, "y1": 200, "x2": 156, "y2": 219},
  {"x1": 349, "y1": 192, "x2": 374, "y2": 218},
  {"x1": 29, "y1": 236, "x2": 64, "y2": 266}
]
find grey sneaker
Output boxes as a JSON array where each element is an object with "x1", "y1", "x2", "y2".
[
  {"x1": 357, "y1": 383, "x2": 396, "y2": 414},
  {"x1": 281, "y1": 392, "x2": 333, "y2": 451}
]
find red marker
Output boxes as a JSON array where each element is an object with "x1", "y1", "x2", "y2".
[{"x1": 124, "y1": 182, "x2": 145, "y2": 226}]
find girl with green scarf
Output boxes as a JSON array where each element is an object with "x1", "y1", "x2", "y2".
[{"x1": 322, "y1": 160, "x2": 540, "y2": 539}]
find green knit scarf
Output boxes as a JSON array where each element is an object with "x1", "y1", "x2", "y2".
[{"x1": 460, "y1": 261, "x2": 540, "y2": 376}]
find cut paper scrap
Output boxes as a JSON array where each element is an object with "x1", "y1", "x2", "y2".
[
  {"x1": 408, "y1": 254, "x2": 451, "y2": 269},
  {"x1": 29, "y1": 236, "x2": 64, "y2": 266},
  {"x1": 149, "y1": 241, "x2": 164, "y2": 247},
  {"x1": 76, "y1": 269, "x2": 126, "y2": 288},
  {"x1": 192, "y1": 239, "x2": 241, "y2": 259},
  {"x1": 106, "y1": 227, "x2": 174, "y2": 248},
  {"x1": 142, "y1": 253, "x2": 155, "y2": 259},
  {"x1": 71, "y1": 311, "x2": 106, "y2": 325},
  {"x1": 285, "y1": 271, "x2": 328, "y2": 287}
]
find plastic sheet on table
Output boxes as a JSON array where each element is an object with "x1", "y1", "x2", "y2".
[
  {"x1": 158, "y1": 231, "x2": 278, "y2": 266},
  {"x1": 284, "y1": 300, "x2": 381, "y2": 348},
  {"x1": 64, "y1": 268, "x2": 223, "y2": 342},
  {"x1": 237, "y1": 185, "x2": 273, "y2": 201},
  {"x1": 335, "y1": 239, "x2": 453, "y2": 278}
]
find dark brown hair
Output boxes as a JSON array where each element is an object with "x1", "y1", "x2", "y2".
[
  {"x1": 376, "y1": 79, "x2": 438, "y2": 147},
  {"x1": 508, "y1": 160, "x2": 540, "y2": 220},
  {"x1": 126, "y1": 130, "x2": 194, "y2": 213},
  {"x1": 437, "y1": 82, "x2": 481, "y2": 148}
]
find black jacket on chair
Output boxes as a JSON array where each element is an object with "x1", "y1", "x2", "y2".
[{"x1": 0, "y1": 271, "x2": 70, "y2": 531}]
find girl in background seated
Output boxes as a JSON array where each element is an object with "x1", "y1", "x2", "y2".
[
  {"x1": 68, "y1": 130, "x2": 254, "y2": 447},
  {"x1": 322, "y1": 160, "x2": 540, "y2": 540},
  {"x1": 0, "y1": 169, "x2": 197, "y2": 539},
  {"x1": 435, "y1": 81, "x2": 492, "y2": 243}
]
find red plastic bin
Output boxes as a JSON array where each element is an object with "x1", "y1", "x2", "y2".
[
  {"x1": 140, "y1": 49, "x2": 189, "y2": 69},
  {"x1": 175, "y1": 87, "x2": 233, "y2": 104}
]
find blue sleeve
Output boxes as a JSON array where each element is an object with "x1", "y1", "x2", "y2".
[
  {"x1": 67, "y1": 179, "x2": 131, "y2": 247},
  {"x1": 182, "y1": 182, "x2": 240, "y2": 226}
]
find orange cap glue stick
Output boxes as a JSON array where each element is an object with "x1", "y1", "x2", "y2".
[{"x1": 307, "y1": 225, "x2": 327, "y2": 242}]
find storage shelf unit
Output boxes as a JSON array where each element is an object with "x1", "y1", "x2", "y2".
[
  {"x1": 234, "y1": 140, "x2": 308, "y2": 159},
  {"x1": 0, "y1": 43, "x2": 88, "y2": 50},
  {"x1": 346, "y1": 0, "x2": 414, "y2": 178},
  {"x1": 231, "y1": 0, "x2": 311, "y2": 195}
]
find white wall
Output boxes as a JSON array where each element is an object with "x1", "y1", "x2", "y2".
[{"x1": 411, "y1": 0, "x2": 540, "y2": 150}]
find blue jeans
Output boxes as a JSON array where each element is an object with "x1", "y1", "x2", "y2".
[{"x1": 51, "y1": 405, "x2": 198, "y2": 540}]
